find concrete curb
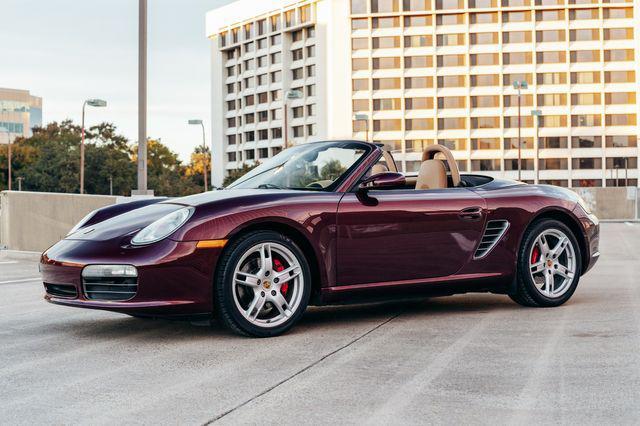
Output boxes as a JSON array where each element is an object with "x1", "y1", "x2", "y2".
[{"x1": 0, "y1": 250, "x2": 42, "y2": 262}]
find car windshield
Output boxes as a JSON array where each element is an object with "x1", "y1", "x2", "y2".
[{"x1": 227, "y1": 142, "x2": 371, "y2": 191}]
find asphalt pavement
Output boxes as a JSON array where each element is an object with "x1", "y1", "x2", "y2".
[{"x1": 1, "y1": 222, "x2": 639, "y2": 425}]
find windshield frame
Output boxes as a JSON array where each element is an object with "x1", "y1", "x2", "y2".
[{"x1": 226, "y1": 141, "x2": 375, "y2": 192}]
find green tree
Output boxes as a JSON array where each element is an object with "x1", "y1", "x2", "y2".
[{"x1": 222, "y1": 162, "x2": 259, "y2": 187}]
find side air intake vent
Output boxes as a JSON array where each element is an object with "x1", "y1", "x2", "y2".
[
  {"x1": 474, "y1": 220, "x2": 509, "y2": 259},
  {"x1": 44, "y1": 283, "x2": 78, "y2": 299}
]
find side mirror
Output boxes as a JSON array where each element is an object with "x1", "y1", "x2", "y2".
[{"x1": 359, "y1": 172, "x2": 406, "y2": 190}]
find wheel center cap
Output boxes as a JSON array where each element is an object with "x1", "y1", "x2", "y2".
[
  {"x1": 263, "y1": 281, "x2": 271, "y2": 289},
  {"x1": 547, "y1": 260, "x2": 553, "y2": 268}
]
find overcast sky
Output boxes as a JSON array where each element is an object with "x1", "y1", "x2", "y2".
[{"x1": 1, "y1": 0, "x2": 234, "y2": 161}]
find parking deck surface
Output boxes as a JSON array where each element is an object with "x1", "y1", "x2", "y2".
[{"x1": 1, "y1": 223, "x2": 638, "y2": 425}]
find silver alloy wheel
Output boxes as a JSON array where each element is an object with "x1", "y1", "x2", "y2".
[
  {"x1": 232, "y1": 242, "x2": 304, "y2": 328},
  {"x1": 529, "y1": 228, "x2": 577, "y2": 298}
]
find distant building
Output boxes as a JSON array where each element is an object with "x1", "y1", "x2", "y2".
[
  {"x1": 207, "y1": 0, "x2": 640, "y2": 188},
  {"x1": 0, "y1": 87, "x2": 43, "y2": 143}
]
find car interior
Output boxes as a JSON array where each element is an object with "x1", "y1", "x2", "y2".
[{"x1": 369, "y1": 144, "x2": 493, "y2": 190}]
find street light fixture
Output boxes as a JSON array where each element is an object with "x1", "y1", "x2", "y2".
[
  {"x1": 513, "y1": 80, "x2": 528, "y2": 181},
  {"x1": 283, "y1": 89, "x2": 303, "y2": 149},
  {"x1": 188, "y1": 119, "x2": 209, "y2": 192},
  {"x1": 531, "y1": 109, "x2": 542, "y2": 184},
  {"x1": 354, "y1": 113, "x2": 370, "y2": 142},
  {"x1": 81, "y1": 98, "x2": 107, "y2": 194},
  {"x1": 0, "y1": 126, "x2": 11, "y2": 191}
]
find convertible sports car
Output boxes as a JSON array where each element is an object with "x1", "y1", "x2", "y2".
[{"x1": 41, "y1": 140, "x2": 600, "y2": 337}]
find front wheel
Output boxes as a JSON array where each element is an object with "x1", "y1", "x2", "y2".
[
  {"x1": 510, "y1": 219, "x2": 582, "y2": 307},
  {"x1": 214, "y1": 231, "x2": 311, "y2": 337}
]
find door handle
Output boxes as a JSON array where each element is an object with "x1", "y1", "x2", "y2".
[{"x1": 459, "y1": 207, "x2": 483, "y2": 221}]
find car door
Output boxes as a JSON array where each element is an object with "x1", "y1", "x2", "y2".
[{"x1": 336, "y1": 188, "x2": 487, "y2": 287}]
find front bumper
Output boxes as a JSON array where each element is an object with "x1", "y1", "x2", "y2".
[{"x1": 41, "y1": 238, "x2": 223, "y2": 316}]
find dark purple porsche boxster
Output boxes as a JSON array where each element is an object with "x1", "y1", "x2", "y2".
[{"x1": 41, "y1": 141, "x2": 600, "y2": 337}]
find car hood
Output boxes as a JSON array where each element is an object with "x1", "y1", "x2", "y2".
[
  {"x1": 65, "y1": 189, "x2": 311, "y2": 243},
  {"x1": 65, "y1": 203, "x2": 185, "y2": 242}
]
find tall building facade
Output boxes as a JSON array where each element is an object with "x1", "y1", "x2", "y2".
[
  {"x1": 0, "y1": 88, "x2": 43, "y2": 143},
  {"x1": 207, "y1": 0, "x2": 640, "y2": 187}
]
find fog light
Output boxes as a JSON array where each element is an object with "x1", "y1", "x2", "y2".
[{"x1": 82, "y1": 265, "x2": 138, "y2": 278}]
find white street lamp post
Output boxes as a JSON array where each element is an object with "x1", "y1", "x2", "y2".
[
  {"x1": 81, "y1": 98, "x2": 107, "y2": 194},
  {"x1": 0, "y1": 127, "x2": 11, "y2": 190},
  {"x1": 513, "y1": 80, "x2": 528, "y2": 181},
  {"x1": 283, "y1": 89, "x2": 303, "y2": 149},
  {"x1": 354, "y1": 113, "x2": 370, "y2": 142},
  {"x1": 188, "y1": 119, "x2": 209, "y2": 191},
  {"x1": 531, "y1": 109, "x2": 542, "y2": 184}
]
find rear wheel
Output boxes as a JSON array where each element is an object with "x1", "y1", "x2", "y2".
[
  {"x1": 510, "y1": 219, "x2": 582, "y2": 307},
  {"x1": 214, "y1": 231, "x2": 311, "y2": 337}
]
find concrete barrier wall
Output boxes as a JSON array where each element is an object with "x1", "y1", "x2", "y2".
[
  {"x1": 0, "y1": 191, "x2": 117, "y2": 252},
  {"x1": 571, "y1": 187, "x2": 639, "y2": 221}
]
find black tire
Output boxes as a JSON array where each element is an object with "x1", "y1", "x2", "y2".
[
  {"x1": 510, "y1": 219, "x2": 582, "y2": 308},
  {"x1": 214, "y1": 230, "x2": 311, "y2": 337}
]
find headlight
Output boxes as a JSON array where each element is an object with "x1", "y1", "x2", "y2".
[
  {"x1": 67, "y1": 210, "x2": 97, "y2": 236},
  {"x1": 131, "y1": 207, "x2": 194, "y2": 246}
]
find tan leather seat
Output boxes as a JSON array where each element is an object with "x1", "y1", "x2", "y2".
[
  {"x1": 416, "y1": 160, "x2": 447, "y2": 190},
  {"x1": 415, "y1": 145, "x2": 461, "y2": 190},
  {"x1": 371, "y1": 164, "x2": 389, "y2": 175}
]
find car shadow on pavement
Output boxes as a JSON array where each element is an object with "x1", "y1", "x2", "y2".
[{"x1": 51, "y1": 293, "x2": 521, "y2": 340}]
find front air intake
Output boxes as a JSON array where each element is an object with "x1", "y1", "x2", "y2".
[
  {"x1": 474, "y1": 220, "x2": 509, "y2": 259},
  {"x1": 44, "y1": 283, "x2": 78, "y2": 299},
  {"x1": 82, "y1": 265, "x2": 138, "y2": 301}
]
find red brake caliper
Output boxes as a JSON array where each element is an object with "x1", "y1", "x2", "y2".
[
  {"x1": 531, "y1": 245, "x2": 540, "y2": 264},
  {"x1": 273, "y1": 258, "x2": 288, "y2": 296}
]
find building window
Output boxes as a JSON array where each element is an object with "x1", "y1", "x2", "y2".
[
  {"x1": 352, "y1": 18, "x2": 369, "y2": 30},
  {"x1": 258, "y1": 130, "x2": 269, "y2": 141},
  {"x1": 307, "y1": 124, "x2": 316, "y2": 136},
  {"x1": 403, "y1": 0, "x2": 431, "y2": 11},
  {"x1": 570, "y1": 8, "x2": 598, "y2": 20},
  {"x1": 570, "y1": 29, "x2": 599, "y2": 41},
  {"x1": 292, "y1": 48, "x2": 304, "y2": 61},
  {"x1": 374, "y1": 98, "x2": 402, "y2": 110},
  {"x1": 272, "y1": 128, "x2": 283, "y2": 139},
  {"x1": 503, "y1": 11, "x2": 531, "y2": 22},
  {"x1": 539, "y1": 159, "x2": 568, "y2": 170},
  {"x1": 307, "y1": 27, "x2": 316, "y2": 38},
  {"x1": 375, "y1": 119, "x2": 403, "y2": 131},
  {"x1": 504, "y1": 137, "x2": 533, "y2": 149},
  {"x1": 604, "y1": 8, "x2": 633, "y2": 19},
  {"x1": 307, "y1": 46, "x2": 316, "y2": 57},
  {"x1": 470, "y1": 74, "x2": 498, "y2": 86},
  {"x1": 470, "y1": 32, "x2": 498, "y2": 44},
  {"x1": 292, "y1": 125, "x2": 304, "y2": 138},
  {"x1": 373, "y1": 57, "x2": 401, "y2": 70},
  {"x1": 606, "y1": 136, "x2": 636, "y2": 148},
  {"x1": 470, "y1": 53, "x2": 498, "y2": 66},
  {"x1": 536, "y1": 30, "x2": 566, "y2": 42},
  {"x1": 406, "y1": 76, "x2": 433, "y2": 88},
  {"x1": 271, "y1": 52, "x2": 282, "y2": 64},
  {"x1": 503, "y1": 52, "x2": 532, "y2": 65},
  {"x1": 437, "y1": 54, "x2": 465, "y2": 67},
  {"x1": 292, "y1": 68, "x2": 304, "y2": 80},
  {"x1": 471, "y1": 159, "x2": 500, "y2": 171},
  {"x1": 572, "y1": 136, "x2": 602, "y2": 148},
  {"x1": 405, "y1": 56, "x2": 432, "y2": 68},
  {"x1": 437, "y1": 33, "x2": 465, "y2": 46},
  {"x1": 405, "y1": 97, "x2": 433, "y2": 109},
  {"x1": 404, "y1": 15, "x2": 432, "y2": 26},
  {"x1": 541, "y1": 115, "x2": 568, "y2": 127},
  {"x1": 405, "y1": 35, "x2": 432, "y2": 47},
  {"x1": 470, "y1": 117, "x2": 499, "y2": 129},
  {"x1": 307, "y1": 104, "x2": 316, "y2": 116},
  {"x1": 471, "y1": 95, "x2": 499, "y2": 108},
  {"x1": 372, "y1": 0, "x2": 400, "y2": 12},
  {"x1": 227, "y1": 152, "x2": 237, "y2": 162},
  {"x1": 604, "y1": 49, "x2": 634, "y2": 62},
  {"x1": 438, "y1": 117, "x2": 466, "y2": 130},
  {"x1": 536, "y1": 9, "x2": 564, "y2": 21},
  {"x1": 605, "y1": 92, "x2": 636, "y2": 105},
  {"x1": 605, "y1": 71, "x2": 635, "y2": 83},
  {"x1": 505, "y1": 159, "x2": 534, "y2": 170},
  {"x1": 436, "y1": 14, "x2": 465, "y2": 25},
  {"x1": 373, "y1": 36, "x2": 401, "y2": 49},
  {"x1": 436, "y1": 0, "x2": 464, "y2": 9},
  {"x1": 605, "y1": 114, "x2": 636, "y2": 126},
  {"x1": 307, "y1": 65, "x2": 316, "y2": 77},
  {"x1": 503, "y1": 73, "x2": 532, "y2": 86},
  {"x1": 470, "y1": 12, "x2": 498, "y2": 23},
  {"x1": 571, "y1": 93, "x2": 600, "y2": 105},
  {"x1": 352, "y1": 38, "x2": 368, "y2": 50},
  {"x1": 373, "y1": 17, "x2": 400, "y2": 28},
  {"x1": 270, "y1": 15, "x2": 281, "y2": 31},
  {"x1": 306, "y1": 85, "x2": 316, "y2": 97},
  {"x1": 536, "y1": 51, "x2": 565, "y2": 64},
  {"x1": 438, "y1": 96, "x2": 466, "y2": 109},
  {"x1": 503, "y1": 31, "x2": 531, "y2": 43},
  {"x1": 472, "y1": 138, "x2": 501, "y2": 150},
  {"x1": 540, "y1": 136, "x2": 568, "y2": 148},
  {"x1": 351, "y1": 0, "x2": 368, "y2": 13},
  {"x1": 405, "y1": 118, "x2": 434, "y2": 131},
  {"x1": 439, "y1": 139, "x2": 467, "y2": 150},
  {"x1": 538, "y1": 94, "x2": 567, "y2": 106},
  {"x1": 375, "y1": 78, "x2": 402, "y2": 90},
  {"x1": 570, "y1": 50, "x2": 599, "y2": 63},
  {"x1": 504, "y1": 116, "x2": 533, "y2": 128}
]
